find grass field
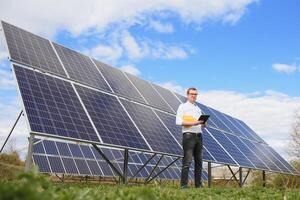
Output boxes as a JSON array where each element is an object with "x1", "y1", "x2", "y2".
[{"x1": 0, "y1": 171, "x2": 300, "y2": 200}]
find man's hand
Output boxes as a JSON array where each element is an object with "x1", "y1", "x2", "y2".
[{"x1": 193, "y1": 120, "x2": 204, "y2": 126}]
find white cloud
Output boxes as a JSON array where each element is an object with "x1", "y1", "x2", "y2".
[
  {"x1": 157, "y1": 81, "x2": 186, "y2": 95},
  {"x1": 121, "y1": 31, "x2": 144, "y2": 60},
  {"x1": 0, "y1": 0, "x2": 257, "y2": 37},
  {"x1": 148, "y1": 20, "x2": 174, "y2": 33},
  {"x1": 87, "y1": 30, "x2": 191, "y2": 63},
  {"x1": 119, "y1": 65, "x2": 141, "y2": 76},
  {"x1": 0, "y1": 69, "x2": 15, "y2": 90},
  {"x1": 272, "y1": 63, "x2": 298, "y2": 74},
  {"x1": 89, "y1": 44, "x2": 123, "y2": 64},
  {"x1": 159, "y1": 81, "x2": 300, "y2": 160}
]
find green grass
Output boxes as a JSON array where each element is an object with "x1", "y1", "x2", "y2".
[{"x1": 0, "y1": 171, "x2": 300, "y2": 200}]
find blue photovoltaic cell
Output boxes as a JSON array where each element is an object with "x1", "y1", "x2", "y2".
[
  {"x1": 14, "y1": 65, "x2": 100, "y2": 142},
  {"x1": 75, "y1": 85, "x2": 150, "y2": 150},
  {"x1": 151, "y1": 84, "x2": 181, "y2": 112},
  {"x1": 43, "y1": 140, "x2": 59, "y2": 155},
  {"x1": 93, "y1": 59, "x2": 146, "y2": 104},
  {"x1": 68, "y1": 143, "x2": 84, "y2": 158},
  {"x1": 266, "y1": 146, "x2": 299, "y2": 174},
  {"x1": 154, "y1": 110, "x2": 182, "y2": 144},
  {"x1": 33, "y1": 140, "x2": 45, "y2": 154},
  {"x1": 1, "y1": 21, "x2": 66, "y2": 76},
  {"x1": 98, "y1": 161, "x2": 115, "y2": 176},
  {"x1": 225, "y1": 134, "x2": 268, "y2": 170},
  {"x1": 222, "y1": 114, "x2": 251, "y2": 139},
  {"x1": 212, "y1": 110, "x2": 245, "y2": 137},
  {"x1": 56, "y1": 141, "x2": 72, "y2": 157},
  {"x1": 125, "y1": 72, "x2": 174, "y2": 113},
  {"x1": 61, "y1": 158, "x2": 79, "y2": 174},
  {"x1": 199, "y1": 104, "x2": 232, "y2": 133},
  {"x1": 33, "y1": 155, "x2": 51, "y2": 173},
  {"x1": 53, "y1": 43, "x2": 112, "y2": 93},
  {"x1": 203, "y1": 147, "x2": 216, "y2": 162},
  {"x1": 174, "y1": 93, "x2": 187, "y2": 103},
  {"x1": 241, "y1": 139, "x2": 281, "y2": 172},
  {"x1": 48, "y1": 156, "x2": 65, "y2": 174},
  {"x1": 86, "y1": 160, "x2": 102, "y2": 176},
  {"x1": 256, "y1": 143, "x2": 290, "y2": 173},
  {"x1": 74, "y1": 159, "x2": 91, "y2": 175},
  {"x1": 203, "y1": 128, "x2": 237, "y2": 165},
  {"x1": 80, "y1": 145, "x2": 95, "y2": 159},
  {"x1": 236, "y1": 119, "x2": 264, "y2": 142},
  {"x1": 208, "y1": 129, "x2": 254, "y2": 168},
  {"x1": 120, "y1": 99, "x2": 182, "y2": 155}
]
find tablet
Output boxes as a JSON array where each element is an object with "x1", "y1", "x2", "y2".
[{"x1": 198, "y1": 115, "x2": 210, "y2": 123}]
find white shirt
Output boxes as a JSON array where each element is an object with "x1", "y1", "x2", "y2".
[{"x1": 176, "y1": 101, "x2": 203, "y2": 133}]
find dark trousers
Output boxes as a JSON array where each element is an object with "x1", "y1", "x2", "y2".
[{"x1": 180, "y1": 132, "x2": 203, "y2": 187}]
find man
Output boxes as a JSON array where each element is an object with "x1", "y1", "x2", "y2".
[{"x1": 176, "y1": 87, "x2": 205, "y2": 189}]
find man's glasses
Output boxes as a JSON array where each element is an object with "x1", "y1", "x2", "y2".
[{"x1": 188, "y1": 93, "x2": 198, "y2": 96}]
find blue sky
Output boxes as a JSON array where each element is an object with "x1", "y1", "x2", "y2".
[{"x1": 0, "y1": 0, "x2": 300, "y2": 159}]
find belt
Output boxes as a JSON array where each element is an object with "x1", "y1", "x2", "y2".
[{"x1": 183, "y1": 132, "x2": 201, "y2": 136}]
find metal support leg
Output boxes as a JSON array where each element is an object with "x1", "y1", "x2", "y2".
[
  {"x1": 92, "y1": 144, "x2": 123, "y2": 178},
  {"x1": 242, "y1": 169, "x2": 251, "y2": 186},
  {"x1": 239, "y1": 167, "x2": 243, "y2": 187},
  {"x1": 0, "y1": 110, "x2": 23, "y2": 153},
  {"x1": 145, "y1": 155, "x2": 163, "y2": 183},
  {"x1": 123, "y1": 149, "x2": 129, "y2": 184},
  {"x1": 130, "y1": 153, "x2": 156, "y2": 180},
  {"x1": 146, "y1": 157, "x2": 180, "y2": 183},
  {"x1": 25, "y1": 134, "x2": 35, "y2": 172},
  {"x1": 262, "y1": 170, "x2": 266, "y2": 187},
  {"x1": 208, "y1": 162, "x2": 212, "y2": 188},
  {"x1": 227, "y1": 165, "x2": 239, "y2": 183}
]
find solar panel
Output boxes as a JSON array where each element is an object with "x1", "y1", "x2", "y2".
[
  {"x1": 14, "y1": 65, "x2": 100, "y2": 142},
  {"x1": 203, "y1": 128, "x2": 237, "y2": 165},
  {"x1": 124, "y1": 72, "x2": 174, "y2": 113},
  {"x1": 92, "y1": 59, "x2": 146, "y2": 104},
  {"x1": 52, "y1": 43, "x2": 112, "y2": 92},
  {"x1": 151, "y1": 84, "x2": 181, "y2": 112},
  {"x1": 75, "y1": 85, "x2": 150, "y2": 150},
  {"x1": 120, "y1": 99, "x2": 182, "y2": 155},
  {"x1": 224, "y1": 134, "x2": 269, "y2": 170},
  {"x1": 1, "y1": 21, "x2": 66, "y2": 76},
  {"x1": 240, "y1": 139, "x2": 281, "y2": 172},
  {"x1": 33, "y1": 139, "x2": 208, "y2": 180},
  {"x1": 208, "y1": 129, "x2": 255, "y2": 168}
]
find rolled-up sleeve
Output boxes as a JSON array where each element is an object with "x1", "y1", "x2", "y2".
[{"x1": 176, "y1": 104, "x2": 184, "y2": 126}]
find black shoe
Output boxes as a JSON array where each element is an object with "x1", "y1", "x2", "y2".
[{"x1": 180, "y1": 185, "x2": 188, "y2": 189}]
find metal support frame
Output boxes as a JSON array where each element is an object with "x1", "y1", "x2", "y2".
[
  {"x1": 25, "y1": 134, "x2": 35, "y2": 172},
  {"x1": 239, "y1": 167, "x2": 243, "y2": 187},
  {"x1": 225, "y1": 169, "x2": 239, "y2": 185},
  {"x1": 145, "y1": 154, "x2": 164, "y2": 183},
  {"x1": 227, "y1": 165, "x2": 239, "y2": 183},
  {"x1": 92, "y1": 144, "x2": 123, "y2": 178},
  {"x1": 262, "y1": 170, "x2": 266, "y2": 187},
  {"x1": 123, "y1": 148, "x2": 129, "y2": 184},
  {"x1": 146, "y1": 157, "x2": 180, "y2": 184},
  {"x1": 208, "y1": 162, "x2": 212, "y2": 188},
  {"x1": 0, "y1": 110, "x2": 23, "y2": 153},
  {"x1": 130, "y1": 153, "x2": 156, "y2": 180},
  {"x1": 242, "y1": 169, "x2": 251, "y2": 186}
]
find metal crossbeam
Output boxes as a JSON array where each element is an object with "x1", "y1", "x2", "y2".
[
  {"x1": 92, "y1": 144, "x2": 123, "y2": 178},
  {"x1": 145, "y1": 155, "x2": 164, "y2": 182},
  {"x1": 146, "y1": 157, "x2": 180, "y2": 183},
  {"x1": 130, "y1": 153, "x2": 156, "y2": 180},
  {"x1": 0, "y1": 110, "x2": 23, "y2": 153}
]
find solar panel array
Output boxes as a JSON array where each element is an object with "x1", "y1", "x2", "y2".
[
  {"x1": 33, "y1": 138, "x2": 208, "y2": 181},
  {"x1": 2, "y1": 21, "x2": 298, "y2": 177}
]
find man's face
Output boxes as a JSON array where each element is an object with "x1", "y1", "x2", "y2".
[{"x1": 187, "y1": 89, "x2": 198, "y2": 103}]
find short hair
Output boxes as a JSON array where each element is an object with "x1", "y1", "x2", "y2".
[{"x1": 187, "y1": 87, "x2": 197, "y2": 95}]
